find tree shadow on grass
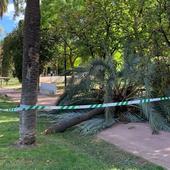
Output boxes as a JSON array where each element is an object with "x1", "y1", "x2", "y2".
[{"x1": 0, "y1": 97, "x2": 165, "y2": 170}]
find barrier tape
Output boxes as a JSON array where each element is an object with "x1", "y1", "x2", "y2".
[{"x1": 0, "y1": 96, "x2": 170, "y2": 112}]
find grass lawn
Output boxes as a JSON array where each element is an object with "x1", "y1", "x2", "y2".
[
  {"x1": 0, "y1": 97, "x2": 164, "y2": 170},
  {"x1": 1, "y1": 78, "x2": 21, "y2": 88}
]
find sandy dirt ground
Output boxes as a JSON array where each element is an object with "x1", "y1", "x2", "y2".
[
  {"x1": 0, "y1": 88, "x2": 61, "y2": 105},
  {"x1": 98, "y1": 122, "x2": 170, "y2": 169}
]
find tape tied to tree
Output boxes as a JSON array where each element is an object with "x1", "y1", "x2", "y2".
[{"x1": 0, "y1": 96, "x2": 170, "y2": 112}]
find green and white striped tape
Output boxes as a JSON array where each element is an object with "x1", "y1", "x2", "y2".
[{"x1": 0, "y1": 96, "x2": 170, "y2": 112}]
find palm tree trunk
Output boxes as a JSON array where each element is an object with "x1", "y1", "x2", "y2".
[
  {"x1": 19, "y1": 0, "x2": 40, "y2": 145},
  {"x1": 44, "y1": 108, "x2": 104, "y2": 134}
]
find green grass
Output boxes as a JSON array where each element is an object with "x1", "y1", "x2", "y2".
[
  {"x1": 1, "y1": 78, "x2": 21, "y2": 88},
  {"x1": 0, "y1": 97, "x2": 165, "y2": 170}
]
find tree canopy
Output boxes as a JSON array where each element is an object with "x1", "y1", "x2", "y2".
[{"x1": 2, "y1": 0, "x2": 169, "y2": 80}]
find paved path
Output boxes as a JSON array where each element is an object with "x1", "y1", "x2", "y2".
[
  {"x1": 0, "y1": 88, "x2": 61, "y2": 106},
  {"x1": 98, "y1": 123, "x2": 170, "y2": 169}
]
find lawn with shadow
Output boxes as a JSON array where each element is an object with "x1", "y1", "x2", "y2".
[{"x1": 0, "y1": 97, "x2": 165, "y2": 170}]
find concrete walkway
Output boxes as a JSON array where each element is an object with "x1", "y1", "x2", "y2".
[
  {"x1": 0, "y1": 88, "x2": 61, "y2": 106},
  {"x1": 98, "y1": 123, "x2": 170, "y2": 169}
]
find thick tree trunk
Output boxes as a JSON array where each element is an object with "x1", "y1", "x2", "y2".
[
  {"x1": 19, "y1": 0, "x2": 40, "y2": 145},
  {"x1": 44, "y1": 108, "x2": 104, "y2": 134}
]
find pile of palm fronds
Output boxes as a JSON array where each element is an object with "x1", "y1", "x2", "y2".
[{"x1": 45, "y1": 55, "x2": 170, "y2": 135}]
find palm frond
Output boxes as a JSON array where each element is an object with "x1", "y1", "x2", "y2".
[
  {"x1": 141, "y1": 103, "x2": 170, "y2": 133},
  {"x1": 0, "y1": 0, "x2": 8, "y2": 17},
  {"x1": 76, "y1": 118, "x2": 105, "y2": 135}
]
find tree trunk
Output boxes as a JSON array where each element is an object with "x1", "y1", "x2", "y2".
[
  {"x1": 64, "y1": 41, "x2": 67, "y2": 87},
  {"x1": 44, "y1": 108, "x2": 104, "y2": 134},
  {"x1": 19, "y1": 0, "x2": 40, "y2": 145}
]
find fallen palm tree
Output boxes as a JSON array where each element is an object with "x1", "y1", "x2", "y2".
[
  {"x1": 44, "y1": 108, "x2": 104, "y2": 134},
  {"x1": 44, "y1": 56, "x2": 170, "y2": 135}
]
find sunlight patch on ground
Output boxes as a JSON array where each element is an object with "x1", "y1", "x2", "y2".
[{"x1": 0, "y1": 118, "x2": 18, "y2": 123}]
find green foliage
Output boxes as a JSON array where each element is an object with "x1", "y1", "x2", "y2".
[
  {"x1": 3, "y1": 0, "x2": 169, "y2": 80},
  {"x1": 141, "y1": 57, "x2": 170, "y2": 133},
  {"x1": 145, "y1": 58, "x2": 170, "y2": 96},
  {"x1": 1, "y1": 21, "x2": 23, "y2": 80},
  {"x1": 40, "y1": 0, "x2": 170, "y2": 77},
  {"x1": 144, "y1": 103, "x2": 170, "y2": 133},
  {"x1": 55, "y1": 48, "x2": 170, "y2": 134},
  {"x1": 76, "y1": 118, "x2": 105, "y2": 135},
  {"x1": 1, "y1": 34, "x2": 15, "y2": 77},
  {"x1": 1, "y1": 21, "x2": 59, "y2": 81}
]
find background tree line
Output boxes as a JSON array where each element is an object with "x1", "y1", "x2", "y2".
[{"x1": 1, "y1": 0, "x2": 169, "y2": 80}]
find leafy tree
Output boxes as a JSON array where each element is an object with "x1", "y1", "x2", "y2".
[
  {"x1": 42, "y1": 0, "x2": 170, "y2": 134},
  {"x1": 1, "y1": 21, "x2": 23, "y2": 80},
  {"x1": 1, "y1": 22, "x2": 57, "y2": 82},
  {"x1": 1, "y1": 36, "x2": 14, "y2": 77},
  {"x1": 0, "y1": 44, "x2": 3, "y2": 75}
]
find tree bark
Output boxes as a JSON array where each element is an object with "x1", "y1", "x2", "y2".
[
  {"x1": 19, "y1": 0, "x2": 40, "y2": 145},
  {"x1": 44, "y1": 108, "x2": 104, "y2": 134}
]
